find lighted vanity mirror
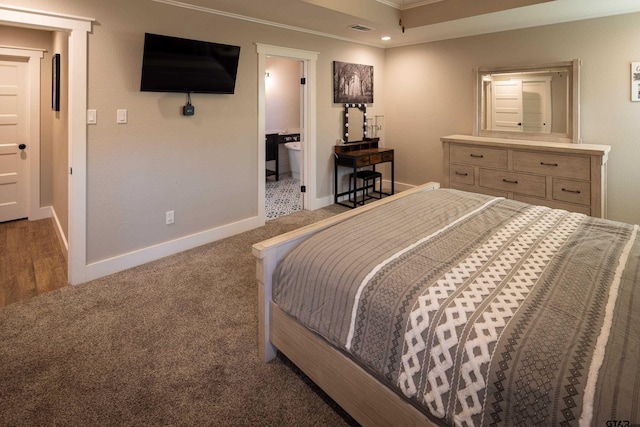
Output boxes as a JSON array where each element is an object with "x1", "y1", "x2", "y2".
[
  {"x1": 474, "y1": 59, "x2": 581, "y2": 143},
  {"x1": 342, "y1": 103, "x2": 368, "y2": 143}
]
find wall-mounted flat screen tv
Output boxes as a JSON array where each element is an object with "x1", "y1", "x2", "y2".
[{"x1": 140, "y1": 33, "x2": 241, "y2": 94}]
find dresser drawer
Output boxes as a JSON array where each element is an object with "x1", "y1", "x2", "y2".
[
  {"x1": 552, "y1": 178, "x2": 591, "y2": 206},
  {"x1": 450, "y1": 164, "x2": 474, "y2": 186},
  {"x1": 355, "y1": 156, "x2": 370, "y2": 167},
  {"x1": 369, "y1": 153, "x2": 382, "y2": 164},
  {"x1": 450, "y1": 145, "x2": 508, "y2": 168},
  {"x1": 382, "y1": 151, "x2": 394, "y2": 162},
  {"x1": 513, "y1": 151, "x2": 590, "y2": 180},
  {"x1": 479, "y1": 169, "x2": 546, "y2": 198}
]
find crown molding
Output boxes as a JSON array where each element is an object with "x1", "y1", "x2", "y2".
[
  {"x1": 151, "y1": 0, "x2": 385, "y2": 48},
  {"x1": 375, "y1": 0, "x2": 443, "y2": 10}
]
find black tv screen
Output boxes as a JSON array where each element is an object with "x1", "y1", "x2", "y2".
[{"x1": 140, "y1": 33, "x2": 240, "y2": 94}]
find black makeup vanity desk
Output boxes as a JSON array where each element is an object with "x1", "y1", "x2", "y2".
[{"x1": 334, "y1": 138, "x2": 394, "y2": 208}]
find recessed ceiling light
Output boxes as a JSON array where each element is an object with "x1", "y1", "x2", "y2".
[{"x1": 381, "y1": 36, "x2": 391, "y2": 41}]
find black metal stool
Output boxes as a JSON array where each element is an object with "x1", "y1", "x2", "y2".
[{"x1": 349, "y1": 170, "x2": 382, "y2": 205}]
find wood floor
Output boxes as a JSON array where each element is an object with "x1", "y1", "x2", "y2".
[{"x1": 0, "y1": 218, "x2": 68, "y2": 308}]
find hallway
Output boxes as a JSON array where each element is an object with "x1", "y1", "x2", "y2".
[{"x1": 0, "y1": 218, "x2": 67, "y2": 307}]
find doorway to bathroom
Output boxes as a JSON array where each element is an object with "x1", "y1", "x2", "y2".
[{"x1": 264, "y1": 56, "x2": 304, "y2": 220}]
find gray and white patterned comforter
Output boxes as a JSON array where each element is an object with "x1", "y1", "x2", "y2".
[{"x1": 273, "y1": 189, "x2": 640, "y2": 426}]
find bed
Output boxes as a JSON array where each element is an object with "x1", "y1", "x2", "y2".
[{"x1": 253, "y1": 183, "x2": 640, "y2": 426}]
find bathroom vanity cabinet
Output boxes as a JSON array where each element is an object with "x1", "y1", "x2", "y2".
[
  {"x1": 441, "y1": 134, "x2": 611, "y2": 218},
  {"x1": 265, "y1": 133, "x2": 300, "y2": 181}
]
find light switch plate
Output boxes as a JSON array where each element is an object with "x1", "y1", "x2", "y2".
[
  {"x1": 117, "y1": 109, "x2": 128, "y2": 124},
  {"x1": 87, "y1": 109, "x2": 97, "y2": 124}
]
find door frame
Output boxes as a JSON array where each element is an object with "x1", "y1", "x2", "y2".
[
  {"x1": 0, "y1": 47, "x2": 44, "y2": 222},
  {"x1": 256, "y1": 43, "x2": 319, "y2": 221},
  {"x1": 0, "y1": 5, "x2": 93, "y2": 285}
]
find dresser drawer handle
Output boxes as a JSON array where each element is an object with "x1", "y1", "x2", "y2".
[
  {"x1": 470, "y1": 154, "x2": 484, "y2": 158},
  {"x1": 540, "y1": 162, "x2": 559, "y2": 167},
  {"x1": 502, "y1": 179, "x2": 518, "y2": 184},
  {"x1": 455, "y1": 172, "x2": 469, "y2": 176},
  {"x1": 562, "y1": 188, "x2": 581, "y2": 194}
]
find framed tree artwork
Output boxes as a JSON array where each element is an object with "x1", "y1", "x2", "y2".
[{"x1": 333, "y1": 61, "x2": 373, "y2": 104}]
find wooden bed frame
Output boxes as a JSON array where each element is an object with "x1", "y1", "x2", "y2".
[{"x1": 253, "y1": 182, "x2": 440, "y2": 426}]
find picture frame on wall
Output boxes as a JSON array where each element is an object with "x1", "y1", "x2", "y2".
[
  {"x1": 333, "y1": 61, "x2": 373, "y2": 104},
  {"x1": 632, "y1": 62, "x2": 640, "y2": 102},
  {"x1": 52, "y1": 53, "x2": 60, "y2": 111}
]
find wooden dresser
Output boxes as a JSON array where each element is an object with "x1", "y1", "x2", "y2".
[{"x1": 441, "y1": 135, "x2": 611, "y2": 218}]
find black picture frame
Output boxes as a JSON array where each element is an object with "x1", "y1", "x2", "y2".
[
  {"x1": 333, "y1": 61, "x2": 373, "y2": 104},
  {"x1": 52, "y1": 53, "x2": 60, "y2": 112}
]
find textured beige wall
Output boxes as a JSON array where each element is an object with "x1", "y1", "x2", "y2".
[
  {"x1": 0, "y1": 0, "x2": 385, "y2": 263},
  {"x1": 384, "y1": 12, "x2": 640, "y2": 224}
]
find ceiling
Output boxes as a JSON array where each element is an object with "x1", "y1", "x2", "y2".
[{"x1": 154, "y1": 0, "x2": 640, "y2": 48}]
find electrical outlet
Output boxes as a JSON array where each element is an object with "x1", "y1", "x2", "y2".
[{"x1": 166, "y1": 210, "x2": 175, "y2": 225}]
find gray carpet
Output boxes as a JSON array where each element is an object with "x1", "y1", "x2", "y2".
[{"x1": 0, "y1": 205, "x2": 357, "y2": 426}]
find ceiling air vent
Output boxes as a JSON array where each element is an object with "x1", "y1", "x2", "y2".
[{"x1": 349, "y1": 24, "x2": 375, "y2": 32}]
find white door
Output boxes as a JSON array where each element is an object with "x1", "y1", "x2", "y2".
[
  {"x1": 491, "y1": 79, "x2": 523, "y2": 132},
  {"x1": 522, "y1": 79, "x2": 551, "y2": 133},
  {"x1": 0, "y1": 59, "x2": 29, "y2": 222}
]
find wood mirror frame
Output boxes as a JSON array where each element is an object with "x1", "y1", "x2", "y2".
[{"x1": 474, "y1": 59, "x2": 581, "y2": 144}]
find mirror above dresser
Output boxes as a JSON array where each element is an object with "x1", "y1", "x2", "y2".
[{"x1": 475, "y1": 59, "x2": 581, "y2": 144}]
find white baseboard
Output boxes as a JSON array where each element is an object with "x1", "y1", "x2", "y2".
[
  {"x1": 85, "y1": 216, "x2": 263, "y2": 283},
  {"x1": 316, "y1": 179, "x2": 417, "y2": 210},
  {"x1": 33, "y1": 205, "x2": 68, "y2": 262},
  {"x1": 313, "y1": 194, "x2": 335, "y2": 209},
  {"x1": 81, "y1": 179, "x2": 420, "y2": 283},
  {"x1": 30, "y1": 205, "x2": 52, "y2": 221},
  {"x1": 385, "y1": 179, "x2": 416, "y2": 193},
  {"x1": 50, "y1": 206, "x2": 69, "y2": 255}
]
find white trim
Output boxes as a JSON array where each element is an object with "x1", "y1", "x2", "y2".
[
  {"x1": 0, "y1": 5, "x2": 93, "y2": 31},
  {"x1": 85, "y1": 216, "x2": 263, "y2": 282},
  {"x1": 67, "y1": 27, "x2": 89, "y2": 285},
  {"x1": 50, "y1": 205, "x2": 68, "y2": 252},
  {"x1": 313, "y1": 194, "x2": 335, "y2": 209},
  {"x1": 0, "y1": 6, "x2": 93, "y2": 285},
  {"x1": 312, "y1": 180, "x2": 417, "y2": 210},
  {"x1": 376, "y1": 0, "x2": 443, "y2": 10},
  {"x1": 256, "y1": 44, "x2": 320, "y2": 221},
  {"x1": 0, "y1": 47, "x2": 45, "y2": 222},
  {"x1": 386, "y1": 179, "x2": 415, "y2": 193},
  {"x1": 257, "y1": 50, "x2": 267, "y2": 222},
  {"x1": 0, "y1": 45, "x2": 46, "y2": 52}
]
